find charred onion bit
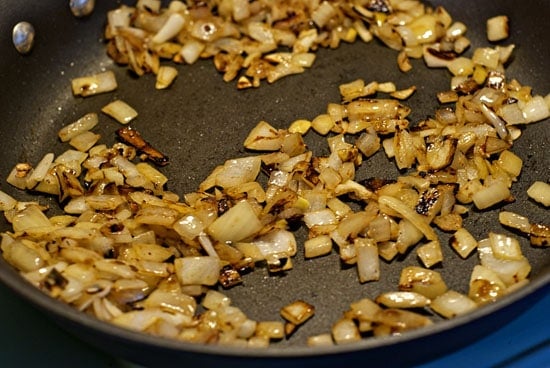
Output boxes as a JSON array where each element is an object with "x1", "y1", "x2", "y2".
[
  {"x1": 116, "y1": 127, "x2": 169, "y2": 166},
  {"x1": 219, "y1": 264, "x2": 243, "y2": 288},
  {"x1": 416, "y1": 188, "x2": 440, "y2": 215},
  {"x1": 366, "y1": 0, "x2": 392, "y2": 13}
]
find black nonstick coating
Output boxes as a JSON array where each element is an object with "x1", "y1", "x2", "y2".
[{"x1": 0, "y1": 1, "x2": 548, "y2": 367}]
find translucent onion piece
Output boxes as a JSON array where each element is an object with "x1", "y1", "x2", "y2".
[
  {"x1": 152, "y1": 13, "x2": 185, "y2": 44},
  {"x1": 280, "y1": 300, "x2": 315, "y2": 326},
  {"x1": 472, "y1": 181, "x2": 511, "y2": 210},
  {"x1": 155, "y1": 66, "x2": 178, "y2": 89},
  {"x1": 71, "y1": 71, "x2": 118, "y2": 97},
  {"x1": 174, "y1": 256, "x2": 221, "y2": 286},
  {"x1": 102, "y1": 100, "x2": 138, "y2": 124},
  {"x1": 431, "y1": 290, "x2": 477, "y2": 318},
  {"x1": 0, "y1": 190, "x2": 17, "y2": 211},
  {"x1": 399, "y1": 266, "x2": 448, "y2": 299},
  {"x1": 375, "y1": 291, "x2": 431, "y2": 308},
  {"x1": 450, "y1": 228, "x2": 478, "y2": 258},
  {"x1": 332, "y1": 318, "x2": 360, "y2": 345},
  {"x1": 527, "y1": 181, "x2": 550, "y2": 207},
  {"x1": 378, "y1": 195, "x2": 438, "y2": 241},
  {"x1": 207, "y1": 201, "x2": 262, "y2": 243},
  {"x1": 486, "y1": 15, "x2": 509, "y2": 42},
  {"x1": 355, "y1": 238, "x2": 380, "y2": 283},
  {"x1": 58, "y1": 113, "x2": 99, "y2": 142},
  {"x1": 489, "y1": 232, "x2": 523, "y2": 261},
  {"x1": 477, "y1": 239, "x2": 531, "y2": 287}
]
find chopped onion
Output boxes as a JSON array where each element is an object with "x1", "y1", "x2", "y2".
[
  {"x1": 431, "y1": 290, "x2": 477, "y2": 318},
  {"x1": 521, "y1": 95, "x2": 550, "y2": 123},
  {"x1": 398, "y1": 266, "x2": 448, "y2": 299},
  {"x1": 486, "y1": 15, "x2": 509, "y2": 42},
  {"x1": 280, "y1": 300, "x2": 315, "y2": 326},
  {"x1": 174, "y1": 256, "x2": 221, "y2": 286},
  {"x1": 207, "y1": 200, "x2": 263, "y2": 243},
  {"x1": 472, "y1": 181, "x2": 511, "y2": 210},
  {"x1": 102, "y1": 100, "x2": 138, "y2": 124},
  {"x1": 450, "y1": 228, "x2": 478, "y2": 258},
  {"x1": 304, "y1": 235, "x2": 333, "y2": 259},
  {"x1": 152, "y1": 13, "x2": 185, "y2": 44},
  {"x1": 155, "y1": 66, "x2": 178, "y2": 89},
  {"x1": 71, "y1": 71, "x2": 118, "y2": 97},
  {"x1": 331, "y1": 318, "x2": 361, "y2": 345},
  {"x1": 375, "y1": 291, "x2": 431, "y2": 308},
  {"x1": 526, "y1": 181, "x2": 550, "y2": 207},
  {"x1": 58, "y1": 113, "x2": 99, "y2": 142},
  {"x1": 355, "y1": 238, "x2": 380, "y2": 283}
]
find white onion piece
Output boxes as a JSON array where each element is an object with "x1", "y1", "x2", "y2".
[
  {"x1": 486, "y1": 15, "x2": 509, "y2": 42},
  {"x1": 0, "y1": 190, "x2": 17, "y2": 211},
  {"x1": 527, "y1": 181, "x2": 550, "y2": 207},
  {"x1": 69, "y1": 131, "x2": 101, "y2": 152},
  {"x1": 252, "y1": 229, "x2": 297, "y2": 258},
  {"x1": 207, "y1": 200, "x2": 262, "y2": 243},
  {"x1": 156, "y1": 66, "x2": 178, "y2": 89},
  {"x1": 303, "y1": 209, "x2": 337, "y2": 228},
  {"x1": 11, "y1": 204, "x2": 51, "y2": 232},
  {"x1": 399, "y1": 266, "x2": 448, "y2": 299},
  {"x1": 450, "y1": 228, "x2": 478, "y2": 258},
  {"x1": 489, "y1": 232, "x2": 522, "y2": 261},
  {"x1": 244, "y1": 121, "x2": 282, "y2": 151},
  {"x1": 480, "y1": 103, "x2": 508, "y2": 139},
  {"x1": 521, "y1": 95, "x2": 550, "y2": 123},
  {"x1": 307, "y1": 334, "x2": 334, "y2": 347},
  {"x1": 431, "y1": 290, "x2": 477, "y2": 318},
  {"x1": 102, "y1": 100, "x2": 138, "y2": 124},
  {"x1": 417, "y1": 240, "x2": 443, "y2": 268},
  {"x1": 332, "y1": 318, "x2": 360, "y2": 345},
  {"x1": 472, "y1": 181, "x2": 511, "y2": 210},
  {"x1": 58, "y1": 113, "x2": 99, "y2": 142},
  {"x1": 280, "y1": 300, "x2": 315, "y2": 326},
  {"x1": 215, "y1": 156, "x2": 261, "y2": 188},
  {"x1": 355, "y1": 238, "x2": 379, "y2": 283},
  {"x1": 375, "y1": 291, "x2": 431, "y2": 308},
  {"x1": 71, "y1": 71, "x2": 118, "y2": 97},
  {"x1": 173, "y1": 214, "x2": 205, "y2": 242},
  {"x1": 113, "y1": 308, "x2": 193, "y2": 331},
  {"x1": 378, "y1": 195, "x2": 438, "y2": 241},
  {"x1": 304, "y1": 235, "x2": 333, "y2": 259},
  {"x1": 179, "y1": 39, "x2": 205, "y2": 64},
  {"x1": 2, "y1": 240, "x2": 45, "y2": 272},
  {"x1": 152, "y1": 13, "x2": 185, "y2": 44},
  {"x1": 478, "y1": 239, "x2": 531, "y2": 287},
  {"x1": 202, "y1": 289, "x2": 231, "y2": 310},
  {"x1": 498, "y1": 103, "x2": 527, "y2": 125},
  {"x1": 25, "y1": 153, "x2": 54, "y2": 189},
  {"x1": 198, "y1": 233, "x2": 219, "y2": 258},
  {"x1": 106, "y1": 7, "x2": 134, "y2": 36},
  {"x1": 174, "y1": 256, "x2": 221, "y2": 286}
]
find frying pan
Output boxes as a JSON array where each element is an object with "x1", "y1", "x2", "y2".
[{"x1": 0, "y1": 0, "x2": 548, "y2": 367}]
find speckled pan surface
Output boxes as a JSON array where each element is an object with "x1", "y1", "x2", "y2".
[{"x1": 0, "y1": 0, "x2": 548, "y2": 367}]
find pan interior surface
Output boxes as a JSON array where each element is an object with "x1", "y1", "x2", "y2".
[{"x1": 0, "y1": 0, "x2": 548, "y2": 365}]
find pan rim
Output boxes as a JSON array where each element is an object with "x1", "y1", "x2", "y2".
[{"x1": 0, "y1": 255, "x2": 548, "y2": 359}]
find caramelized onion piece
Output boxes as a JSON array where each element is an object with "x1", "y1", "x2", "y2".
[{"x1": 116, "y1": 127, "x2": 169, "y2": 166}]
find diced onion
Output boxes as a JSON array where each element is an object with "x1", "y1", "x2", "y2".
[
  {"x1": 102, "y1": 100, "x2": 138, "y2": 124},
  {"x1": 526, "y1": 181, "x2": 550, "y2": 207},
  {"x1": 71, "y1": 71, "x2": 118, "y2": 97}
]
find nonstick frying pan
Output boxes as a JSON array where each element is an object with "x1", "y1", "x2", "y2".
[{"x1": 0, "y1": 1, "x2": 548, "y2": 367}]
